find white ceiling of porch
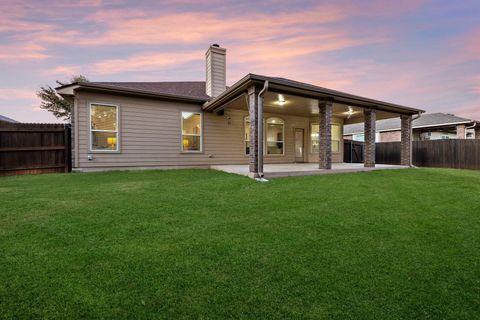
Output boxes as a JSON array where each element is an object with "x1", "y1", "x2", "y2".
[{"x1": 224, "y1": 91, "x2": 400, "y2": 124}]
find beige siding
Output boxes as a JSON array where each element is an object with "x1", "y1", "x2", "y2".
[{"x1": 75, "y1": 91, "x2": 344, "y2": 169}]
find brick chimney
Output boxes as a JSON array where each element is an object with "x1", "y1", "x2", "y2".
[{"x1": 205, "y1": 44, "x2": 226, "y2": 97}]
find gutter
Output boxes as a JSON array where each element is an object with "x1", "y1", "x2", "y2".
[
  {"x1": 257, "y1": 80, "x2": 269, "y2": 179},
  {"x1": 465, "y1": 121, "x2": 477, "y2": 139}
]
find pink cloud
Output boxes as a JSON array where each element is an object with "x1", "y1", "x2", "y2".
[
  {"x1": 51, "y1": 50, "x2": 204, "y2": 76},
  {"x1": 0, "y1": 1, "x2": 418, "y2": 65},
  {"x1": 452, "y1": 102, "x2": 480, "y2": 120},
  {"x1": 0, "y1": 88, "x2": 37, "y2": 100},
  {"x1": 0, "y1": 19, "x2": 51, "y2": 33},
  {"x1": 76, "y1": 6, "x2": 354, "y2": 46},
  {"x1": 0, "y1": 43, "x2": 49, "y2": 61}
]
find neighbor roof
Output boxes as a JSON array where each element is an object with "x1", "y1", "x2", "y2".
[
  {"x1": 344, "y1": 112, "x2": 476, "y2": 135},
  {"x1": 0, "y1": 115, "x2": 19, "y2": 123}
]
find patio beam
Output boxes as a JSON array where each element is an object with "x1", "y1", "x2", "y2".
[
  {"x1": 400, "y1": 114, "x2": 413, "y2": 166},
  {"x1": 319, "y1": 99, "x2": 333, "y2": 169},
  {"x1": 364, "y1": 109, "x2": 376, "y2": 167}
]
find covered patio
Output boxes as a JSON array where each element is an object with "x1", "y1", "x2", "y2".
[
  {"x1": 211, "y1": 163, "x2": 409, "y2": 179},
  {"x1": 203, "y1": 74, "x2": 424, "y2": 179}
]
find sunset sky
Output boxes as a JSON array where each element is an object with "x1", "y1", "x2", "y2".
[{"x1": 1, "y1": 0, "x2": 479, "y2": 123}]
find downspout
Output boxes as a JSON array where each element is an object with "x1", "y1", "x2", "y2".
[
  {"x1": 465, "y1": 121, "x2": 477, "y2": 139},
  {"x1": 257, "y1": 81, "x2": 269, "y2": 178},
  {"x1": 410, "y1": 112, "x2": 422, "y2": 167}
]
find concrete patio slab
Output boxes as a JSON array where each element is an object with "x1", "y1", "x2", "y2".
[{"x1": 210, "y1": 163, "x2": 410, "y2": 179}]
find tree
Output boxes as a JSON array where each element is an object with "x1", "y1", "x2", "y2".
[{"x1": 37, "y1": 75, "x2": 89, "y2": 121}]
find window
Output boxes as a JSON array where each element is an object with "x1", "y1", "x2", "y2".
[
  {"x1": 311, "y1": 123, "x2": 341, "y2": 153},
  {"x1": 181, "y1": 112, "x2": 202, "y2": 152},
  {"x1": 311, "y1": 124, "x2": 320, "y2": 151},
  {"x1": 90, "y1": 103, "x2": 118, "y2": 151},
  {"x1": 331, "y1": 124, "x2": 341, "y2": 152},
  {"x1": 266, "y1": 117, "x2": 284, "y2": 155},
  {"x1": 245, "y1": 116, "x2": 250, "y2": 155}
]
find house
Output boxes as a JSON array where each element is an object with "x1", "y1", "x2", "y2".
[
  {"x1": 56, "y1": 44, "x2": 424, "y2": 178},
  {"x1": 344, "y1": 112, "x2": 480, "y2": 142},
  {"x1": 0, "y1": 115, "x2": 19, "y2": 123}
]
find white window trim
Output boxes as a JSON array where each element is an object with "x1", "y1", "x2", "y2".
[
  {"x1": 310, "y1": 122, "x2": 341, "y2": 154},
  {"x1": 89, "y1": 102, "x2": 119, "y2": 153},
  {"x1": 181, "y1": 111, "x2": 203, "y2": 153},
  {"x1": 266, "y1": 117, "x2": 285, "y2": 156}
]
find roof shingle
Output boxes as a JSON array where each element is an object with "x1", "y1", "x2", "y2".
[
  {"x1": 344, "y1": 112, "x2": 475, "y2": 135},
  {"x1": 0, "y1": 115, "x2": 19, "y2": 123},
  {"x1": 92, "y1": 81, "x2": 210, "y2": 101}
]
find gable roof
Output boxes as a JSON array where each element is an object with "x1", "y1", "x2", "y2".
[
  {"x1": 0, "y1": 115, "x2": 19, "y2": 123},
  {"x1": 344, "y1": 112, "x2": 476, "y2": 135}
]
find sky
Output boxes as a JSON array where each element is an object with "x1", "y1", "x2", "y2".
[{"x1": 1, "y1": 0, "x2": 479, "y2": 123}]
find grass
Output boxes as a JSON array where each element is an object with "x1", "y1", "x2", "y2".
[{"x1": 1, "y1": 168, "x2": 480, "y2": 319}]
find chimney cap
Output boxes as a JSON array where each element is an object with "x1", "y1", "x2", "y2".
[{"x1": 211, "y1": 44, "x2": 220, "y2": 47}]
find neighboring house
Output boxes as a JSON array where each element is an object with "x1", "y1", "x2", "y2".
[
  {"x1": 344, "y1": 113, "x2": 480, "y2": 142},
  {"x1": 0, "y1": 115, "x2": 19, "y2": 123},
  {"x1": 56, "y1": 44, "x2": 424, "y2": 177}
]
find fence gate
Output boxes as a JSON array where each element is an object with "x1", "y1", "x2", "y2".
[
  {"x1": 344, "y1": 140, "x2": 364, "y2": 163},
  {"x1": 0, "y1": 122, "x2": 71, "y2": 176}
]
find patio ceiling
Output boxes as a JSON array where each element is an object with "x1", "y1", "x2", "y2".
[{"x1": 224, "y1": 91, "x2": 401, "y2": 123}]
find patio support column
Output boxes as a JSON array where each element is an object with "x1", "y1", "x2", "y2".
[
  {"x1": 400, "y1": 114, "x2": 413, "y2": 166},
  {"x1": 475, "y1": 127, "x2": 480, "y2": 139},
  {"x1": 364, "y1": 109, "x2": 376, "y2": 167},
  {"x1": 247, "y1": 85, "x2": 261, "y2": 177},
  {"x1": 318, "y1": 99, "x2": 332, "y2": 169}
]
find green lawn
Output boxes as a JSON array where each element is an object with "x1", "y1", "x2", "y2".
[{"x1": 1, "y1": 168, "x2": 480, "y2": 319}]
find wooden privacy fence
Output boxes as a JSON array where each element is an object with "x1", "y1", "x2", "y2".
[
  {"x1": 375, "y1": 140, "x2": 480, "y2": 170},
  {"x1": 375, "y1": 142, "x2": 402, "y2": 165},
  {"x1": 0, "y1": 122, "x2": 71, "y2": 176}
]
